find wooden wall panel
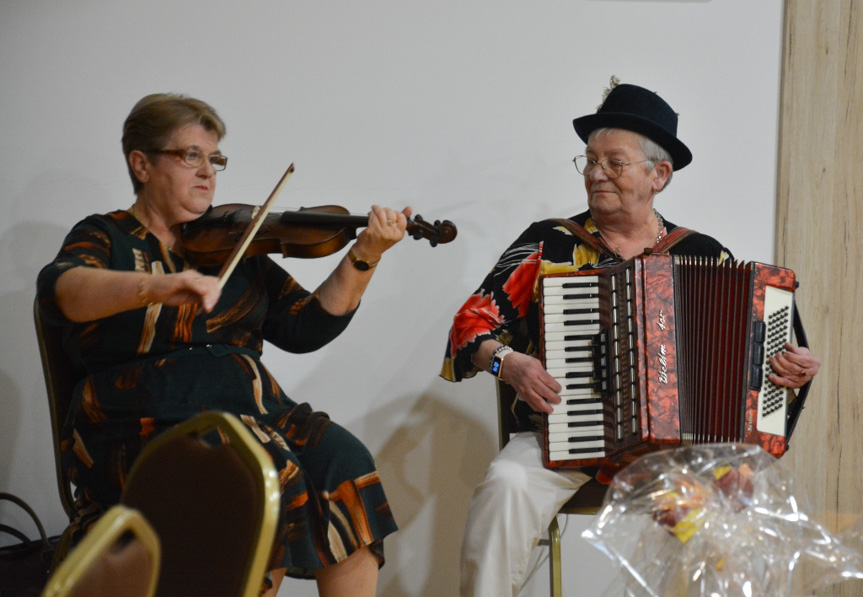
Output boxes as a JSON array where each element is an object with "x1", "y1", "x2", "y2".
[{"x1": 778, "y1": 1, "x2": 863, "y2": 594}]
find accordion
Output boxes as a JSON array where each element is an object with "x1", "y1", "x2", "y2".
[{"x1": 540, "y1": 253, "x2": 809, "y2": 470}]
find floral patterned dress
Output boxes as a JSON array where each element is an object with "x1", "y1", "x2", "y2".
[
  {"x1": 37, "y1": 209, "x2": 397, "y2": 580},
  {"x1": 441, "y1": 210, "x2": 731, "y2": 432}
]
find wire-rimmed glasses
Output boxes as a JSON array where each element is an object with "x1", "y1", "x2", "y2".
[
  {"x1": 156, "y1": 148, "x2": 228, "y2": 171},
  {"x1": 573, "y1": 155, "x2": 648, "y2": 179}
]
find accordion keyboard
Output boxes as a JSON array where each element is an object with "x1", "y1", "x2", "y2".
[{"x1": 541, "y1": 275, "x2": 610, "y2": 463}]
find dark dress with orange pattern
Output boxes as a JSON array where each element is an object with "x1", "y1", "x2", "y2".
[{"x1": 37, "y1": 209, "x2": 397, "y2": 580}]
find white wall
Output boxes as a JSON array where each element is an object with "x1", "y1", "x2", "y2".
[{"x1": 0, "y1": 1, "x2": 783, "y2": 595}]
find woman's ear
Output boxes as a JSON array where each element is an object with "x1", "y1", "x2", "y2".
[
  {"x1": 128, "y1": 150, "x2": 150, "y2": 185},
  {"x1": 653, "y1": 161, "x2": 672, "y2": 192}
]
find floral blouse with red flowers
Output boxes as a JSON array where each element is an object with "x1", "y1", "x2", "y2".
[{"x1": 440, "y1": 210, "x2": 731, "y2": 404}]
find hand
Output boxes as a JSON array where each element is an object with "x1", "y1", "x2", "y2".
[
  {"x1": 141, "y1": 270, "x2": 222, "y2": 313},
  {"x1": 768, "y1": 343, "x2": 821, "y2": 389},
  {"x1": 351, "y1": 205, "x2": 412, "y2": 264},
  {"x1": 499, "y1": 351, "x2": 562, "y2": 414}
]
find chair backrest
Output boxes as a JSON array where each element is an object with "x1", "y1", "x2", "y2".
[
  {"x1": 33, "y1": 298, "x2": 82, "y2": 520},
  {"x1": 496, "y1": 321, "x2": 532, "y2": 451},
  {"x1": 120, "y1": 411, "x2": 280, "y2": 597},
  {"x1": 41, "y1": 505, "x2": 161, "y2": 597},
  {"x1": 496, "y1": 376, "x2": 521, "y2": 451}
]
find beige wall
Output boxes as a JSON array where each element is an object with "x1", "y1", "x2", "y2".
[{"x1": 778, "y1": 1, "x2": 863, "y2": 594}]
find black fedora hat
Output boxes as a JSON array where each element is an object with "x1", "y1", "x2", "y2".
[{"x1": 573, "y1": 83, "x2": 692, "y2": 170}]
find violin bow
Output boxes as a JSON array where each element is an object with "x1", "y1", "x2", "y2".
[{"x1": 217, "y1": 163, "x2": 295, "y2": 288}]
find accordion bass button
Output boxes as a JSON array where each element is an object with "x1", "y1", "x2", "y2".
[
  {"x1": 753, "y1": 320, "x2": 767, "y2": 343},
  {"x1": 749, "y1": 365, "x2": 764, "y2": 390}
]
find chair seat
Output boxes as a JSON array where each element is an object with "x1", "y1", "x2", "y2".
[{"x1": 559, "y1": 477, "x2": 607, "y2": 516}]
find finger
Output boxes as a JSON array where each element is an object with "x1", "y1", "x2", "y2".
[
  {"x1": 527, "y1": 377, "x2": 561, "y2": 404},
  {"x1": 791, "y1": 354, "x2": 821, "y2": 371},
  {"x1": 199, "y1": 285, "x2": 221, "y2": 312},
  {"x1": 544, "y1": 390, "x2": 562, "y2": 406},
  {"x1": 524, "y1": 390, "x2": 555, "y2": 414},
  {"x1": 382, "y1": 208, "x2": 402, "y2": 231},
  {"x1": 367, "y1": 205, "x2": 386, "y2": 228},
  {"x1": 781, "y1": 344, "x2": 821, "y2": 368},
  {"x1": 768, "y1": 372, "x2": 805, "y2": 390},
  {"x1": 769, "y1": 352, "x2": 797, "y2": 375},
  {"x1": 536, "y1": 374, "x2": 562, "y2": 398},
  {"x1": 368, "y1": 206, "x2": 401, "y2": 237},
  {"x1": 769, "y1": 354, "x2": 816, "y2": 387},
  {"x1": 186, "y1": 273, "x2": 220, "y2": 311},
  {"x1": 772, "y1": 352, "x2": 816, "y2": 378},
  {"x1": 530, "y1": 376, "x2": 562, "y2": 409}
]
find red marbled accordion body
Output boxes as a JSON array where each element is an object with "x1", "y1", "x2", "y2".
[{"x1": 540, "y1": 253, "x2": 797, "y2": 470}]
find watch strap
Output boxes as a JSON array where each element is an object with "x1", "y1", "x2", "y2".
[
  {"x1": 489, "y1": 345, "x2": 513, "y2": 377},
  {"x1": 348, "y1": 247, "x2": 378, "y2": 271}
]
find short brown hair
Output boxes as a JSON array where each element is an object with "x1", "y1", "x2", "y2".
[{"x1": 122, "y1": 93, "x2": 226, "y2": 193}]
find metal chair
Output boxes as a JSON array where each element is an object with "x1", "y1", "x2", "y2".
[
  {"x1": 35, "y1": 300, "x2": 281, "y2": 595},
  {"x1": 496, "y1": 366, "x2": 607, "y2": 597},
  {"x1": 41, "y1": 505, "x2": 160, "y2": 597},
  {"x1": 33, "y1": 298, "x2": 84, "y2": 565},
  {"x1": 120, "y1": 411, "x2": 281, "y2": 597}
]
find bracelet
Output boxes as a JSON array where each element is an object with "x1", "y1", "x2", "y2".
[
  {"x1": 489, "y1": 345, "x2": 513, "y2": 378},
  {"x1": 138, "y1": 273, "x2": 155, "y2": 306}
]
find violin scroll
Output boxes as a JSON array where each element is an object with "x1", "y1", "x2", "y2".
[{"x1": 407, "y1": 213, "x2": 458, "y2": 247}]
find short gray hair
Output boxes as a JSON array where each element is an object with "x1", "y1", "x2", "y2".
[
  {"x1": 640, "y1": 135, "x2": 674, "y2": 190},
  {"x1": 122, "y1": 93, "x2": 226, "y2": 194}
]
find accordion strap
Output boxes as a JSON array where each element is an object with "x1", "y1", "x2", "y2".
[
  {"x1": 547, "y1": 218, "x2": 612, "y2": 256},
  {"x1": 548, "y1": 217, "x2": 696, "y2": 259},
  {"x1": 785, "y1": 304, "x2": 812, "y2": 444},
  {"x1": 652, "y1": 226, "x2": 696, "y2": 254}
]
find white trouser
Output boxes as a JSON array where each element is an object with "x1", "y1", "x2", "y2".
[{"x1": 459, "y1": 431, "x2": 591, "y2": 597}]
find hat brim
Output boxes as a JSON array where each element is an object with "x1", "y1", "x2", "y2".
[{"x1": 573, "y1": 113, "x2": 692, "y2": 171}]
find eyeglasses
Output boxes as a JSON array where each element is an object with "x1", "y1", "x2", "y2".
[
  {"x1": 156, "y1": 148, "x2": 228, "y2": 171},
  {"x1": 573, "y1": 155, "x2": 648, "y2": 179}
]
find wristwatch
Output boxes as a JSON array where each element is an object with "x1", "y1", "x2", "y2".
[
  {"x1": 348, "y1": 247, "x2": 378, "y2": 271},
  {"x1": 489, "y1": 345, "x2": 514, "y2": 378}
]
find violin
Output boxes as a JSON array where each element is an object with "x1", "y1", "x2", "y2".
[{"x1": 179, "y1": 203, "x2": 458, "y2": 267}]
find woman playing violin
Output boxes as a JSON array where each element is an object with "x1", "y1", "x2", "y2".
[{"x1": 37, "y1": 92, "x2": 407, "y2": 596}]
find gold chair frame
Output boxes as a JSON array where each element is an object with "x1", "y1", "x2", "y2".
[
  {"x1": 42, "y1": 505, "x2": 160, "y2": 597},
  {"x1": 121, "y1": 411, "x2": 281, "y2": 597}
]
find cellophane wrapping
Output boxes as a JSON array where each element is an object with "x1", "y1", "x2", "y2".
[{"x1": 581, "y1": 443, "x2": 863, "y2": 596}]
